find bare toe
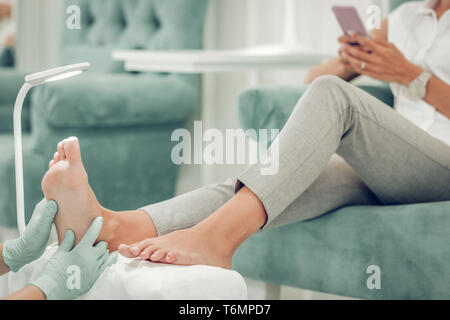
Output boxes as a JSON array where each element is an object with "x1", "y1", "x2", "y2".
[
  {"x1": 49, "y1": 159, "x2": 54, "y2": 169},
  {"x1": 140, "y1": 245, "x2": 159, "y2": 260},
  {"x1": 129, "y1": 239, "x2": 153, "y2": 256},
  {"x1": 57, "y1": 141, "x2": 66, "y2": 160},
  {"x1": 53, "y1": 152, "x2": 60, "y2": 164},
  {"x1": 165, "y1": 251, "x2": 178, "y2": 263},
  {"x1": 118, "y1": 244, "x2": 135, "y2": 258},
  {"x1": 63, "y1": 137, "x2": 82, "y2": 163},
  {"x1": 150, "y1": 249, "x2": 168, "y2": 262}
]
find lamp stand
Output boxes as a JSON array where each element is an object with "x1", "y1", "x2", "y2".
[{"x1": 13, "y1": 82, "x2": 32, "y2": 235}]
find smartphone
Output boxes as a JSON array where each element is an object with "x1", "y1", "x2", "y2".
[{"x1": 332, "y1": 5, "x2": 369, "y2": 45}]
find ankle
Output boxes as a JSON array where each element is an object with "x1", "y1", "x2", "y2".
[
  {"x1": 192, "y1": 223, "x2": 237, "y2": 258},
  {"x1": 98, "y1": 207, "x2": 120, "y2": 245},
  {"x1": 195, "y1": 187, "x2": 267, "y2": 256}
]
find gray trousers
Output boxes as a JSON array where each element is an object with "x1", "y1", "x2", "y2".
[{"x1": 142, "y1": 75, "x2": 450, "y2": 235}]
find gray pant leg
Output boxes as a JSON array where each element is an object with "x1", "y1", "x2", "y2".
[
  {"x1": 141, "y1": 155, "x2": 380, "y2": 235},
  {"x1": 238, "y1": 75, "x2": 450, "y2": 228},
  {"x1": 140, "y1": 179, "x2": 234, "y2": 235}
]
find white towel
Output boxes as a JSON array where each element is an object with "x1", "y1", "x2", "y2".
[{"x1": 0, "y1": 243, "x2": 247, "y2": 300}]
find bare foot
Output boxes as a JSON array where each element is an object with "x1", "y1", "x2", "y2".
[
  {"x1": 118, "y1": 224, "x2": 233, "y2": 269},
  {"x1": 118, "y1": 186, "x2": 267, "y2": 269},
  {"x1": 42, "y1": 137, "x2": 103, "y2": 245},
  {"x1": 41, "y1": 137, "x2": 158, "y2": 250}
]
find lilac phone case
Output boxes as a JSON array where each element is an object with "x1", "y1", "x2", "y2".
[{"x1": 332, "y1": 5, "x2": 368, "y2": 37}]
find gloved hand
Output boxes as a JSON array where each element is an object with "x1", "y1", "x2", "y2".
[
  {"x1": 2, "y1": 198, "x2": 58, "y2": 272},
  {"x1": 30, "y1": 217, "x2": 118, "y2": 300}
]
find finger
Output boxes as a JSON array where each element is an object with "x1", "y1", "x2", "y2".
[
  {"x1": 338, "y1": 35, "x2": 353, "y2": 44},
  {"x1": 96, "y1": 249, "x2": 109, "y2": 262},
  {"x1": 78, "y1": 216, "x2": 103, "y2": 247},
  {"x1": 94, "y1": 241, "x2": 108, "y2": 252},
  {"x1": 348, "y1": 56, "x2": 386, "y2": 75},
  {"x1": 343, "y1": 43, "x2": 372, "y2": 59},
  {"x1": 42, "y1": 199, "x2": 58, "y2": 223},
  {"x1": 118, "y1": 244, "x2": 135, "y2": 258},
  {"x1": 34, "y1": 198, "x2": 57, "y2": 218},
  {"x1": 98, "y1": 252, "x2": 119, "y2": 274},
  {"x1": 346, "y1": 54, "x2": 385, "y2": 77},
  {"x1": 129, "y1": 239, "x2": 154, "y2": 257},
  {"x1": 349, "y1": 33, "x2": 382, "y2": 53},
  {"x1": 58, "y1": 229, "x2": 75, "y2": 252},
  {"x1": 343, "y1": 53, "x2": 375, "y2": 73}
]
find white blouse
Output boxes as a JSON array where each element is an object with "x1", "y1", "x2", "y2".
[{"x1": 388, "y1": 0, "x2": 450, "y2": 146}]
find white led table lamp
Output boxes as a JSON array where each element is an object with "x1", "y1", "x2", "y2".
[{"x1": 13, "y1": 62, "x2": 90, "y2": 235}]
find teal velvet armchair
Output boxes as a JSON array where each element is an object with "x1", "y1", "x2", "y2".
[
  {"x1": 232, "y1": 83, "x2": 450, "y2": 299},
  {"x1": 0, "y1": 0, "x2": 209, "y2": 227},
  {"x1": 232, "y1": 0, "x2": 450, "y2": 300}
]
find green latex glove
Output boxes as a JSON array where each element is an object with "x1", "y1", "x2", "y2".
[
  {"x1": 2, "y1": 198, "x2": 58, "y2": 272},
  {"x1": 30, "y1": 217, "x2": 118, "y2": 300}
]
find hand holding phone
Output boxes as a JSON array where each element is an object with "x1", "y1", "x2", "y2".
[{"x1": 332, "y1": 6, "x2": 369, "y2": 46}]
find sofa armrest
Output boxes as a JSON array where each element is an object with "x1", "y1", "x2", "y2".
[
  {"x1": 0, "y1": 47, "x2": 14, "y2": 67},
  {"x1": 236, "y1": 84, "x2": 308, "y2": 134},
  {"x1": 30, "y1": 73, "x2": 200, "y2": 129},
  {"x1": 236, "y1": 83, "x2": 394, "y2": 135},
  {"x1": 357, "y1": 82, "x2": 394, "y2": 107},
  {"x1": 0, "y1": 68, "x2": 32, "y2": 132},
  {"x1": 0, "y1": 68, "x2": 28, "y2": 103}
]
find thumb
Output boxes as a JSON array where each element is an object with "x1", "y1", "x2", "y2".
[
  {"x1": 43, "y1": 200, "x2": 58, "y2": 224},
  {"x1": 58, "y1": 229, "x2": 75, "y2": 252}
]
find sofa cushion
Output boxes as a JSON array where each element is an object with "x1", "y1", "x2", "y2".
[
  {"x1": 0, "y1": 102, "x2": 31, "y2": 133},
  {"x1": 60, "y1": 0, "x2": 208, "y2": 73},
  {"x1": 0, "y1": 68, "x2": 32, "y2": 132},
  {"x1": 30, "y1": 73, "x2": 200, "y2": 128},
  {"x1": 0, "y1": 47, "x2": 14, "y2": 67},
  {"x1": 0, "y1": 68, "x2": 28, "y2": 103},
  {"x1": 0, "y1": 134, "x2": 47, "y2": 228}
]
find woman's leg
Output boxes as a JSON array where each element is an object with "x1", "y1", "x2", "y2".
[
  {"x1": 124, "y1": 75, "x2": 450, "y2": 266},
  {"x1": 138, "y1": 154, "x2": 379, "y2": 236},
  {"x1": 43, "y1": 136, "x2": 377, "y2": 260},
  {"x1": 120, "y1": 154, "x2": 382, "y2": 267}
]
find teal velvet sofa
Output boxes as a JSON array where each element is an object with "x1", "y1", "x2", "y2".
[
  {"x1": 0, "y1": 0, "x2": 208, "y2": 227},
  {"x1": 232, "y1": 0, "x2": 450, "y2": 300},
  {"x1": 0, "y1": 47, "x2": 14, "y2": 68}
]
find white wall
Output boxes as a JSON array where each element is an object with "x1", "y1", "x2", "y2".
[
  {"x1": 191, "y1": 0, "x2": 389, "y2": 188},
  {"x1": 14, "y1": 0, "x2": 389, "y2": 189},
  {"x1": 16, "y1": 0, "x2": 61, "y2": 71},
  {"x1": 15, "y1": 0, "x2": 388, "y2": 71}
]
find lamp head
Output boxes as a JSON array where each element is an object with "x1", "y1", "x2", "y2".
[{"x1": 25, "y1": 62, "x2": 90, "y2": 86}]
